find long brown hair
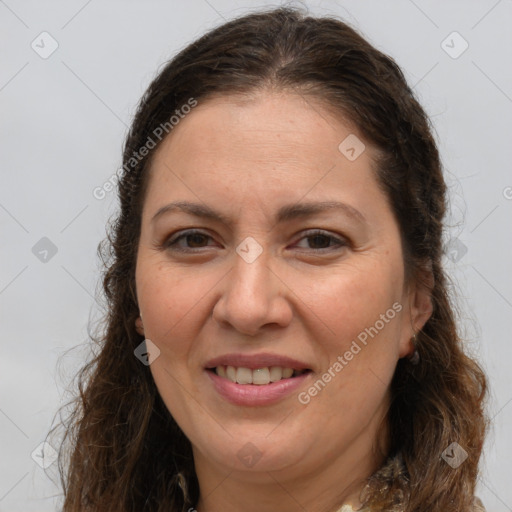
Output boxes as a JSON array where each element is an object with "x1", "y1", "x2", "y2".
[{"x1": 53, "y1": 6, "x2": 489, "y2": 511}]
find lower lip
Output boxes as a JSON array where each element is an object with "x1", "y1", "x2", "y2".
[{"x1": 206, "y1": 370, "x2": 311, "y2": 406}]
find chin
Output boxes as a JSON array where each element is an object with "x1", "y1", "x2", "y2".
[{"x1": 190, "y1": 423, "x2": 316, "y2": 475}]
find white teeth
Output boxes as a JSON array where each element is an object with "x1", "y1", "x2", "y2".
[
  {"x1": 269, "y1": 366, "x2": 283, "y2": 382},
  {"x1": 226, "y1": 365, "x2": 236, "y2": 382},
  {"x1": 236, "y1": 367, "x2": 252, "y2": 384},
  {"x1": 252, "y1": 367, "x2": 270, "y2": 385},
  {"x1": 215, "y1": 365, "x2": 303, "y2": 385},
  {"x1": 282, "y1": 367, "x2": 294, "y2": 379}
]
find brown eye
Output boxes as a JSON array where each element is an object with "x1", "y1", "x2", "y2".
[
  {"x1": 164, "y1": 230, "x2": 215, "y2": 251},
  {"x1": 185, "y1": 233, "x2": 210, "y2": 247},
  {"x1": 294, "y1": 230, "x2": 347, "y2": 251},
  {"x1": 306, "y1": 234, "x2": 331, "y2": 249}
]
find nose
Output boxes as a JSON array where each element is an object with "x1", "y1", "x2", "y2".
[{"x1": 211, "y1": 250, "x2": 293, "y2": 336}]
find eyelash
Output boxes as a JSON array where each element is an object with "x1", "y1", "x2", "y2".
[{"x1": 161, "y1": 229, "x2": 348, "y2": 253}]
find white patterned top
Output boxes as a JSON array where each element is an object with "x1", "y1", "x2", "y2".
[{"x1": 335, "y1": 496, "x2": 487, "y2": 511}]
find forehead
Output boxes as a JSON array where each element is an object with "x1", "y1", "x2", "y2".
[
  {"x1": 141, "y1": 91, "x2": 387, "y2": 224},
  {"x1": 152, "y1": 92, "x2": 360, "y2": 167}
]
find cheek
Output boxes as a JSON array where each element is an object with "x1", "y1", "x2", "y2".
[
  {"x1": 137, "y1": 267, "x2": 208, "y2": 411},
  {"x1": 136, "y1": 262, "x2": 229, "y2": 370},
  {"x1": 136, "y1": 265, "x2": 200, "y2": 350},
  {"x1": 299, "y1": 262, "x2": 401, "y2": 341},
  {"x1": 295, "y1": 260, "x2": 404, "y2": 406}
]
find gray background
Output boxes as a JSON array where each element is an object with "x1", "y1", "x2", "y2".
[{"x1": 1, "y1": 0, "x2": 511, "y2": 510}]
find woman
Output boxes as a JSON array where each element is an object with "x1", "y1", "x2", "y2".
[{"x1": 55, "y1": 6, "x2": 489, "y2": 511}]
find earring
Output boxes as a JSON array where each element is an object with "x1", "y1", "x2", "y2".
[
  {"x1": 408, "y1": 333, "x2": 420, "y2": 365},
  {"x1": 135, "y1": 314, "x2": 144, "y2": 335}
]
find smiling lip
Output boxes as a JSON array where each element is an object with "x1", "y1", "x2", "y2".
[
  {"x1": 204, "y1": 353, "x2": 313, "y2": 406},
  {"x1": 206, "y1": 369, "x2": 311, "y2": 406},
  {"x1": 204, "y1": 352, "x2": 311, "y2": 371}
]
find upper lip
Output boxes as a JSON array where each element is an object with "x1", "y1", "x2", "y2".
[{"x1": 205, "y1": 352, "x2": 311, "y2": 371}]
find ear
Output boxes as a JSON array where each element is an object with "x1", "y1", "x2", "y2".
[
  {"x1": 135, "y1": 316, "x2": 145, "y2": 336},
  {"x1": 399, "y1": 264, "x2": 434, "y2": 358}
]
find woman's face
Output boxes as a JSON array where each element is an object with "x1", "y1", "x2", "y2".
[{"x1": 135, "y1": 91, "x2": 430, "y2": 484}]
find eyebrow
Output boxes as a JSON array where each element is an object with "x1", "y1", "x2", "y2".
[{"x1": 150, "y1": 200, "x2": 367, "y2": 226}]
